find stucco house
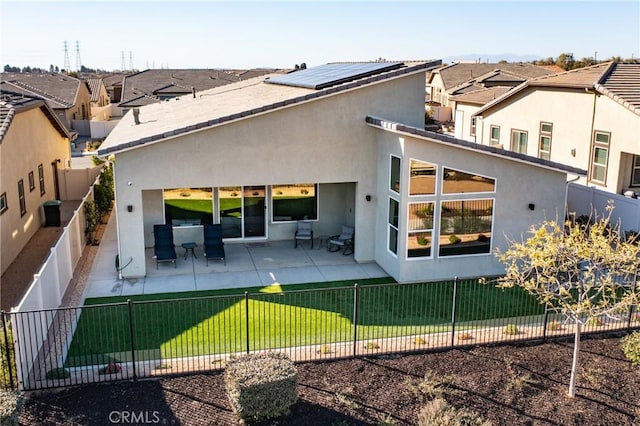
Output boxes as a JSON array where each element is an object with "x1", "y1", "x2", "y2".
[
  {"x1": 86, "y1": 78, "x2": 111, "y2": 120},
  {"x1": 0, "y1": 89, "x2": 72, "y2": 274},
  {"x1": 471, "y1": 62, "x2": 640, "y2": 197},
  {"x1": 98, "y1": 61, "x2": 584, "y2": 282},
  {"x1": 1, "y1": 73, "x2": 92, "y2": 137}
]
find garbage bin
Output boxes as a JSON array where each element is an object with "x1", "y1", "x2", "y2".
[{"x1": 43, "y1": 200, "x2": 62, "y2": 227}]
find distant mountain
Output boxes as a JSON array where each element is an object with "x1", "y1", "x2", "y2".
[{"x1": 441, "y1": 53, "x2": 544, "y2": 64}]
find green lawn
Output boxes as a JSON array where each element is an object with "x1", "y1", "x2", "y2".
[{"x1": 64, "y1": 277, "x2": 543, "y2": 367}]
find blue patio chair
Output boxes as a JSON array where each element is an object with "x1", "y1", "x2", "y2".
[
  {"x1": 328, "y1": 225, "x2": 354, "y2": 255},
  {"x1": 203, "y1": 223, "x2": 226, "y2": 266},
  {"x1": 295, "y1": 221, "x2": 314, "y2": 249},
  {"x1": 153, "y1": 224, "x2": 177, "y2": 268}
]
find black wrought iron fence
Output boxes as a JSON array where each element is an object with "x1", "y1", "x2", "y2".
[{"x1": 2, "y1": 278, "x2": 638, "y2": 391}]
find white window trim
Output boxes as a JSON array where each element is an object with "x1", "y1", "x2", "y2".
[
  {"x1": 437, "y1": 197, "x2": 495, "y2": 258},
  {"x1": 441, "y1": 165, "x2": 497, "y2": 196},
  {"x1": 408, "y1": 157, "x2": 438, "y2": 198},
  {"x1": 406, "y1": 201, "x2": 436, "y2": 260}
]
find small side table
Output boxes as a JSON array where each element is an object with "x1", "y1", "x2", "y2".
[
  {"x1": 181, "y1": 242, "x2": 197, "y2": 260},
  {"x1": 317, "y1": 235, "x2": 330, "y2": 250}
]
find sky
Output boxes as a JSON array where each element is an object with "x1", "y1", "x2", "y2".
[{"x1": 1, "y1": 1, "x2": 639, "y2": 71}]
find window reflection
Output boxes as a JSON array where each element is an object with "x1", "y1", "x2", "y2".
[
  {"x1": 410, "y1": 159, "x2": 436, "y2": 195},
  {"x1": 439, "y1": 199, "x2": 493, "y2": 256},
  {"x1": 442, "y1": 168, "x2": 495, "y2": 194}
]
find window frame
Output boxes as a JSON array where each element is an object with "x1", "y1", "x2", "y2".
[
  {"x1": 538, "y1": 122, "x2": 552, "y2": 160},
  {"x1": 589, "y1": 130, "x2": 610, "y2": 185},
  {"x1": 438, "y1": 198, "x2": 494, "y2": 257},
  {"x1": 406, "y1": 201, "x2": 435, "y2": 259},
  {"x1": 630, "y1": 155, "x2": 640, "y2": 188},
  {"x1": 510, "y1": 129, "x2": 528, "y2": 154},
  {"x1": 409, "y1": 158, "x2": 437, "y2": 197},
  {"x1": 271, "y1": 183, "x2": 318, "y2": 222},
  {"x1": 0, "y1": 192, "x2": 7, "y2": 215},
  {"x1": 470, "y1": 116, "x2": 476, "y2": 137},
  {"x1": 490, "y1": 125, "x2": 500, "y2": 145},
  {"x1": 38, "y1": 164, "x2": 45, "y2": 196},
  {"x1": 441, "y1": 166, "x2": 496, "y2": 195},
  {"x1": 28, "y1": 171, "x2": 35, "y2": 192},
  {"x1": 390, "y1": 155, "x2": 401, "y2": 194},
  {"x1": 388, "y1": 197, "x2": 399, "y2": 256},
  {"x1": 18, "y1": 179, "x2": 26, "y2": 217}
]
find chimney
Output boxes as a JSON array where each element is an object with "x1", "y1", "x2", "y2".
[
  {"x1": 132, "y1": 108, "x2": 140, "y2": 125},
  {"x1": 192, "y1": 86, "x2": 195, "y2": 98}
]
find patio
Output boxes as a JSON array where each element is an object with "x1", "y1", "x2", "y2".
[{"x1": 81, "y1": 214, "x2": 389, "y2": 301}]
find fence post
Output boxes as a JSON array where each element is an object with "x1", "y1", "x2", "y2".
[
  {"x1": 127, "y1": 300, "x2": 137, "y2": 381},
  {"x1": 352, "y1": 284, "x2": 359, "y2": 358},
  {"x1": 627, "y1": 272, "x2": 637, "y2": 332},
  {"x1": 1, "y1": 312, "x2": 14, "y2": 389},
  {"x1": 245, "y1": 292, "x2": 250, "y2": 354},
  {"x1": 542, "y1": 306, "x2": 549, "y2": 342},
  {"x1": 450, "y1": 277, "x2": 458, "y2": 347}
]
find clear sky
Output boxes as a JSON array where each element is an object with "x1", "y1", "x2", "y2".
[{"x1": 1, "y1": 1, "x2": 639, "y2": 71}]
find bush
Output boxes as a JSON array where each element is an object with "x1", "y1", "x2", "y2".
[
  {"x1": 45, "y1": 367, "x2": 70, "y2": 380},
  {"x1": 417, "y1": 397, "x2": 491, "y2": 426},
  {"x1": 503, "y1": 324, "x2": 519, "y2": 335},
  {"x1": 0, "y1": 321, "x2": 16, "y2": 389},
  {"x1": 621, "y1": 332, "x2": 640, "y2": 365},
  {"x1": 224, "y1": 352, "x2": 297, "y2": 423},
  {"x1": 0, "y1": 389, "x2": 22, "y2": 426}
]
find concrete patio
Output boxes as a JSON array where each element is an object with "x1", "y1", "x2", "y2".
[{"x1": 81, "y1": 212, "x2": 390, "y2": 301}]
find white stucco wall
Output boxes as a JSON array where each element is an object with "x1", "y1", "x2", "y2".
[
  {"x1": 453, "y1": 103, "x2": 480, "y2": 141},
  {"x1": 476, "y1": 87, "x2": 640, "y2": 194},
  {"x1": 375, "y1": 131, "x2": 569, "y2": 282},
  {"x1": 111, "y1": 73, "x2": 426, "y2": 277},
  {"x1": 0, "y1": 107, "x2": 70, "y2": 273}
]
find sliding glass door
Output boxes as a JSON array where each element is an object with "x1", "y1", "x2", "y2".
[{"x1": 218, "y1": 186, "x2": 266, "y2": 239}]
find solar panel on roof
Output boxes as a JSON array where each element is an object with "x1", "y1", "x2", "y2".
[{"x1": 265, "y1": 62, "x2": 405, "y2": 90}]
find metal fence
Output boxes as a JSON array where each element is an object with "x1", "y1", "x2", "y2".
[{"x1": 1, "y1": 278, "x2": 638, "y2": 391}]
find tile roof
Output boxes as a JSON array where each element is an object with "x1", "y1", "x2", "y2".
[
  {"x1": 429, "y1": 63, "x2": 554, "y2": 90},
  {"x1": 0, "y1": 86, "x2": 70, "y2": 143},
  {"x1": 596, "y1": 63, "x2": 640, "y2": 115},
  {"x1": 1, "y1": 72, "x2": 85, "y2": 108},
  {"x1": 365, "y1": 116, "x2": 586, "y2": 176},
  {"x1": 527, "y1": 62, "x2": 611, "y2": 88},
  {"x1": 450, "y1": 86, "x2": 513, "y2": 105},
  {"x1": 98, "y1": 61, "x2": 442, "y2": 156},
  {"x1": 86, "y1": 78, "x2": 103, "y2": 102},
  {"x1": 119, "y1": 69, "x2": 275, "y2": 107}
]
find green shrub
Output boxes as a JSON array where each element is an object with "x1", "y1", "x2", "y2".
[
  {"x1": 448, "y1": 235, "x2": 461, "y2": 244},
  {"x1": 45, "y1": 367, "x2": 70, "y2": 380},
  {"x1": 0, "y1": 322, "x2": 16, "y2": 389},
  {"x1": 224, "y1": 352, "x2": 297, "y2": 423},
  {"x1": 0, "y1": 389, "x2": 22, "y2": 426},
  {"x1": 503, "y1": 324, "x2": 519, "y2": 335},
  {"x1": 621, "y1": 332, "x2": 640, "y2": 365},
  {"x1": 417, "y1": 398, "x2": 491, "y2": 426}
]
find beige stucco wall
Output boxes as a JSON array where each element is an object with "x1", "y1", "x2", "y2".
[
  {"x1": 111, "y1": 73, "x2": 426, "y2": 278},
  {"x1": 0, "y1": 107, "x2": 71, "y2": 273},
  {"x1": 375, "y1": 131, "x2": 569, "y2": 282},
  {"x1": 476, "y1": 87, "x2": 640, "y2": 194},
  {"x1": 454, "y1": 103, "x2": 480, "y2": 141}
]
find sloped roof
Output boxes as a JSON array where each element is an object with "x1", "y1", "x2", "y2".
[
  {"x1": 429, "y1": 62, "x2": 554, "y2": 90},
  {"x1": 119, "y1": 69, "x2": 275, "y2": 107},
  {"x1": 0, "y1": 86, "x2": 70, "y2": 143},
  {"x1": 365, "y1": 116, "x2": 586, "y2": 176},
  {"x1": 86, "y1": 78, "x2": 104, "y2": 102},
  {"x1": 99, "y1": 61, "x2": 442, "y2": 156},
  {"x1": 450, "y1": 86, "x2": 513, "y2": 106},
  {"x1": 1, "y1": 72, "x2": 85, "y2": 108},
  {"x1": 473, "y1": 62, "x2": 640, "y2": 117}
]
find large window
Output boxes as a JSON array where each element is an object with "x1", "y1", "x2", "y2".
[
  {"x1": 38, "y1": 164, "x2": 45, "y2": 195},
  {"x1": 163, "y1": 187, "x2": 213, "y2": 226},
  {"x1": 388, "y1": 198, "x2": 399, "y2": 255},
  {"x1": 442, "y1": 167, "x2": 495, "y2": 194},
  {"x1": 510, "y1": 129, "x2": 528, "y2": 154},
  {"x1": 409, "y1": 159, "x2": 436, "y2": 196},
  {"x1": 18, "y1": 179, "x2": 26, "y2": 217},
  {"x1": 272, "y1": 184, "x2": 317, "y2": 222},
  {"x1": 490, "y1": 125, "x2": 500, "y2": 145},
  {"x1": 390, "y1": 156, "x2": 401, "y2": 193},
  {"x1": 0, "y1": 192, "x2": 7, "y2": 215},
  {"x1": 407, "y1": 202, "x2": 434, "y2": 258},
  {"x1": 632, "y1": 155, "x2": 640, "y2": 187},
  {"x1": 590, "y1": 131, "x2": 610, "y2": 184},
  {"x1": 538, "y1": 122, "x2": 552, "y2": 160},
  {"x1": 439, "y1": 199, "x2": 493, "y2": 257}
]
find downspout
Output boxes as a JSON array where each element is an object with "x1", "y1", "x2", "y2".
[{"x1": 565, "y1": 174, "x2": 582, "y2": 221}]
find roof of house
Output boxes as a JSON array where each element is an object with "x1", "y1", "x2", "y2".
[
  {"x1": 0, "y1": 86, "x2": 71, "y2": 143},
  {"x1": 86, "y1": 78, "x2": 104, "y2": 102},
  {"x1": 1, "y1": 72, "x2": 88, "y2": 109},
  {"x1": 473, "y1": 62, "x2": 640, "y2": 116},
  {"x1": 365, "y1": 116, "x2": 586, "y2": 177},
  {"x1": 428, "y1": 62, "x2": 554, "y2": 91},
  {"x1": 119, "y1": 68, "x2": 275, "y2": 107},
  {"x1": 450, "y1": 86, "x2": 513, "y2": 106},
  {"x1": 98, "y1": 60, "x2": 442, "y2": 156}
]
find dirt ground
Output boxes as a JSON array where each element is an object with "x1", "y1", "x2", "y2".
[{"x1": 18, "y1": 334, "x2": 640, "y2": 425}]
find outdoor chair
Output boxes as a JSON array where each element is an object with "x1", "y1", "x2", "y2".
[
  {"x1": 203, "y1": 223, "x2": 226, "y2": 266},
  {"x1": 294, "y1": 221, "x2": 314, "y2": 249},
  {"x1": 153, "y1": 224, "x2": 177, "y2": 268},
  {"x1": 328, "y1": 225, "x2": 354, "y2": 255}
]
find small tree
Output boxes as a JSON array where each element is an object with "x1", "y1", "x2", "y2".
[{"x1": 490, "y1": 207, "x2": 640, "y2": 397}]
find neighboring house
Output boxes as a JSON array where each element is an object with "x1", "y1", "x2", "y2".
[
  {"x1": 118, "y1": 69, "x2": 274, "y2": 113},
  {"x1": 86, "y1": 78, "x2": 111, "y2": 121},
  {"x1": 450, "y1": 86, "x2": 513, "y2": 141},
  {"x1": 0, "y1": 89, "x2": 72, "y2": 274},
  {"x1": 100, "y1": 72, "x2": 128, "y2": 104},
  {"x1": 1, "y1": 73, "x2": 92, "y2": 137},
  {"x1": 426, "y1": 63, "x2": 554, "y2": 122},
  {"x1": 471, "y1": 62, "x2": 640, "y2": 197},
  {"x1": 98, "y1": 61, "x2": 584, "y2": 282}
]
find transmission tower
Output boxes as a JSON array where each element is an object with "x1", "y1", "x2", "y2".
[
  {"x1": 129, "y1": 51, "x2": 133, "y2": 71},
  {"x1": 63, "y1": 41, "x2": 71, "y2": 72},
  {"x1": 121, "y1": 51, "x2": 126, "y2": 71},
  {"x1": 75, "y1": 41, "x2": 82, "y2": 72}
]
